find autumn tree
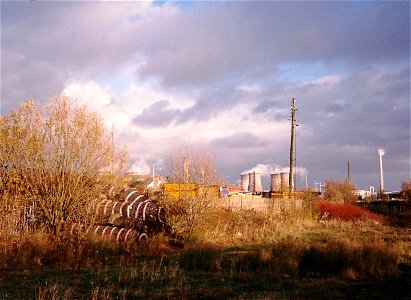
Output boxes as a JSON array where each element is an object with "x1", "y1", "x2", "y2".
[
  {"x1": 323, "y1": 180, "x2": 357, "y2": 204},
  {"x1": 0, "y1": 97, "x2": 128, "y2": 233}
]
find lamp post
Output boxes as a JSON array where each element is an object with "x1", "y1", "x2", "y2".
[{"x1": 223, "y1": 175, "x2": 230, "y2": 186}]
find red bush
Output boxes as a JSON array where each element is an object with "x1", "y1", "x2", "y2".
[{"x1": 318, "y1": 201, "x2": 381, "y2": 221}]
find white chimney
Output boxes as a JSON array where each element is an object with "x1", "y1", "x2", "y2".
[{"x1": 378, "y1": 149, "x2": 385, "y2": 192}]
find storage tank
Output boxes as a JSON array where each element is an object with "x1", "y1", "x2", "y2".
[
  {"x1": 270, "y1": 173, "x2": 281, "y2": 192},
  {"x1": 240, "y1": 173, "x2": 249, "y2": 191},
  {"x1": 280, "y1": 172, "x2": 290, "y2": 191},
  {"x1": 248, "y1": 172, "x2": 263, "y2": 192}
]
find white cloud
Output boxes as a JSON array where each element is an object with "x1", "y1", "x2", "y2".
[
  {"x1": 310, "y1": 75, "x2": 342, "y2": 86},
  {"x1": 63, "y1": 81, "x2": 111, "y2": 107}
]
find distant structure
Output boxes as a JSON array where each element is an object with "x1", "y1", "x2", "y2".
[
  {"x1": 281, "y1": 172, "x2": 290, "y2": 192},
  {"x1": 248, "y1": 172, "x2": 263, "y2": 192},
  {"x1": 241, "y1": 173, "x2": 249, "y2": 191},
  {"x1": 378, "y1": 149, "x2": 385, "y2": 196},
  {"x1": 270, "y1": 172, "x2": 290, "y2": 192},
  {"x1": 270, "y1": 173, "x2": 281, "y2": 192}
]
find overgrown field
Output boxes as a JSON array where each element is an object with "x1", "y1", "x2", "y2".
[{"x1": 1, "y1": 201, "x2": 410, "y2": 299}]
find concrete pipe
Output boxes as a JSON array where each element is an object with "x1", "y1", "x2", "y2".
[
  {"x1": 121, "y1": 188, "x2": 146, "y2": 202},
  {"x1": 70, "y1": 224, "x2": 142, "y2": 243}
]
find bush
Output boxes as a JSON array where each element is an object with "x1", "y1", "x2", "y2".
[
  {"x1": 401, "y1": 180, "x2": 411, "y2": 200},
  {"x1": 318, "y1": 201, "x2": 381, "y2": 221}
]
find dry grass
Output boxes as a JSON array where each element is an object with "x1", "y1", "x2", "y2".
[{"x1": 1, "y1": 201, "x2": 410, "y2": 299}]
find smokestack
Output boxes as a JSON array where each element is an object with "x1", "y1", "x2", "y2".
[{"x1": 378, "y1": 149, "x2": 385, "y2": 194}]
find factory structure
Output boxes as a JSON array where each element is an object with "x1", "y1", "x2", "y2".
[
  {"x1": 240, "y1": 171, "x2": 291, "y2": 193},
  {"x1": 223, "y1": 99, "x2": 405, "y2": 204}
]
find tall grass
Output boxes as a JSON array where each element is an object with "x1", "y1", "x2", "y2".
[
  {"x1": 178, "y1": 239, "x2": 399, "y2": 279},
  {"x1": 1, "y1": 199, "x2": 409, "y2": 299}
]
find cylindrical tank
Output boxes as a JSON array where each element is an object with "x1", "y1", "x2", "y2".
[
  {"x1": 241, "y1": 173, "x2": 249, "y2": 191},
  {"x1": 248, "y1": 172, "x2": 263, "y2": 192},
  {"x1": 270, "y1": 173, "x2": 281, "y2": 192},
  {"x1": 280, "y1": 172, "x2": 290, "y2": 191}
]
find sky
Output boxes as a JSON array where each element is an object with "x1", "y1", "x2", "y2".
[{"x1": 1, "y1": 1, "x2": 410, "y2": 191}]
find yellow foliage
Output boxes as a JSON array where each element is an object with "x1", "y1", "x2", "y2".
[{"x1": 0, "y1": 97, "x2": 128, "y2": 233}]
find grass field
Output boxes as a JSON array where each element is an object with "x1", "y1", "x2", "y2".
[{"x1": 1, "y1": 201, "x2": 410, "y2": 299}]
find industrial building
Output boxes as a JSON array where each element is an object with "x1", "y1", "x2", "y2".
[{"x1": 239, "y1": 171, "x2": 290, "y2": 193}]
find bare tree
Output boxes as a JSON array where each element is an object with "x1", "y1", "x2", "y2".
[
  {"x1": 0, "y1": 97, "x2": 128, "y2": 233},
  {"x1": 163, "y1": 145, "x2": 220, "y2": 239},
  {"x1": 166, "y1": 145, "x2": 219, "y2": 184}
]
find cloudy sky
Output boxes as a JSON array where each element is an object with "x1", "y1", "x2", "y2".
[{"x1": 1, "y1": 1, "x2": 410, "y2": 191}]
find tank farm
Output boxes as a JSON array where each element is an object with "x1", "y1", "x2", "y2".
[{"x1": 71, "y1": 188, "x2": 170, "y2": 243}]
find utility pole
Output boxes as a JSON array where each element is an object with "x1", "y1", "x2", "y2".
[
  {"x1": 347, "y1": 161, "x2": 350, "y2": 182},
  {"x1": 289, "y1": 98, "x2": 297, "y2": 198}
]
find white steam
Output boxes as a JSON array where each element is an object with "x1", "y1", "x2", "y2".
[
  {"x1": 378, "y1": 148, "x2": 385, "y2": 156},
  {"x1": 128, "y1": 158, "x2": 150, "y2": 174},
  {"x1": 242, "y1": 163, "x2": 308, "y2": 177}
]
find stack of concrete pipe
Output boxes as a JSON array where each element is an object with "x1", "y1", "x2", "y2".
[{"x1": 72, "y1": 188, "x2": 168, "y2": 243}]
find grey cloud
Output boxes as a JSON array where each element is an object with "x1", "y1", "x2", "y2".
[
  {"x1": 1, "y1": 52, "x2": 65, "y2": 112},
  {"x1": 211, "y1": 132, "x2": 270, "y2": 149},
  {"x1": 253, "y1": 100, "x2": 276, "y2": 114},
  {"x1": 176, "y1": 83, "x2": 244, "y2": 123},
  {"x1": 136, "y1": 2, "x2": 409, "y2": 87},
  {"x1": 294, "y1": 66, "x2": 410, "y2": 189},
  {"x1": 1, "y1": 1, "x2": 144, "y2": 110},
  {"x1": 132, "y1": 100, "x2": 181, "y2": 128},
  {"x1": 324, "y1": 102, "x2": 352, "y2": 115}
]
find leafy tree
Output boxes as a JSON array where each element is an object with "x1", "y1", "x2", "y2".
[{"x1": 0, "y1": 97, "x2": 128, "y2": 233}]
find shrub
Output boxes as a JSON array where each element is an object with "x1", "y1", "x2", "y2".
[
  {"x1": 318, "y1": 201, "x2": 381, "y2": 221},
  {"x1": 401, "y1": 180, "x2": 411, "y2": 200}
]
